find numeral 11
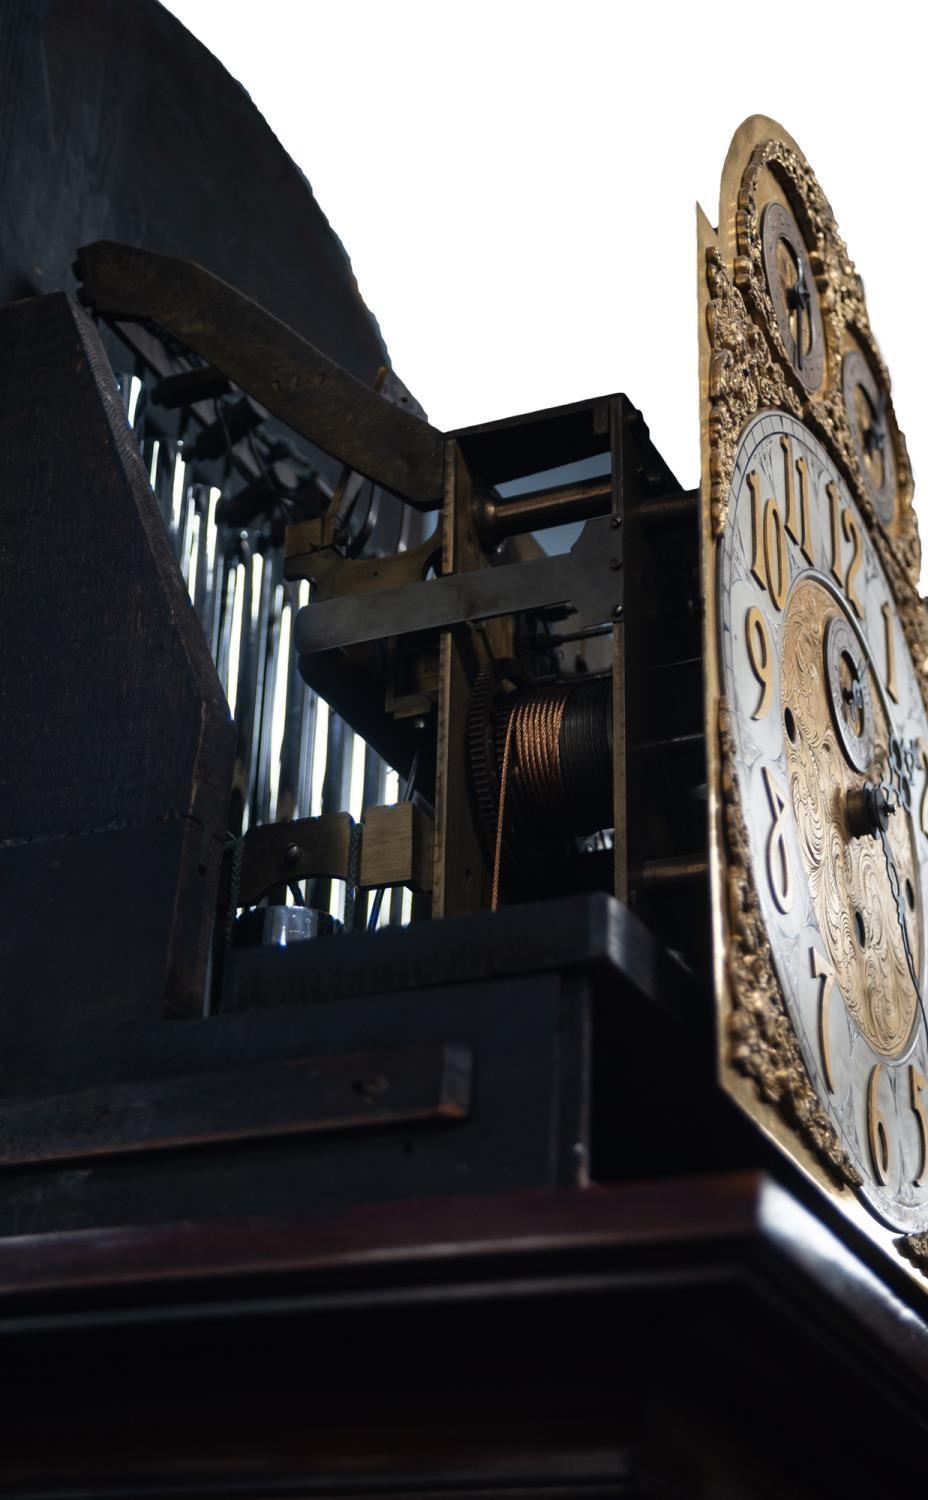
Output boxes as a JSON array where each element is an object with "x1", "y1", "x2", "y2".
[{"x1": 781, "y1": 436, "x2": 814, "y2": 565}]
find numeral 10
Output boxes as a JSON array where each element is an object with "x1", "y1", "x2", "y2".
[{"x1": 747, "y1": 438, "x2": 816, "y2": 609}]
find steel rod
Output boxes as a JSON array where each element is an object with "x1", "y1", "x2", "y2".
[{"x1": 477, "y1": 476, "x2": 613, "y2": 544}]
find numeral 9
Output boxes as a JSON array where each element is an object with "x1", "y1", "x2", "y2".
[{"x1": 745, "y1": 607, "x2": 774, "y2": 720}]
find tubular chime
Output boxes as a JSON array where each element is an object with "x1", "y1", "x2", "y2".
[{"x1": 110, "y1": 363, "x2": 418, "y2": 929}]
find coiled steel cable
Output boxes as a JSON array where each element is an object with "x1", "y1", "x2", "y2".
[{"x1": 491, "y1": 683, "x2": 571, "y2": 909}]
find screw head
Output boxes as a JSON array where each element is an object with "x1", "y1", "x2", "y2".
[
  {"x1": 610, "y1": 557, "x2": 622, "y2": 571},
  {"x1": 283, "y1": 843, "x2": 302, "y2": 868},
  {"x1": 610, "y1": 515, "x2": 622, "y2": 529},
  {"x1": 612, "y1": 604, "x2": 624, "y2": 620}
]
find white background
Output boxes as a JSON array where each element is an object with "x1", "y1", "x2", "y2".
[{"x1": 164, "y1": 1, "x2": 925, "y2": 583}]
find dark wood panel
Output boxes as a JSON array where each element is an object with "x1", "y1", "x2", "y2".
[
  {"x1": 0, "y1": 292, "x2": 234, "y2": 1020},
  {"x1": 0, "y1": 972, "x2": 580, "y2": 1237},
  {"x1": 224, "y1": 891, "x2": 695, "y2": 1018},
  {"x1": 0, "y1": 1171, "x2": 765, "y2": 1300},
  {"x1": 0, "y1": 1043, "x2": 470, "y2": 1166},
  {"x1": 0, "y1": 1177, "x2": 926, "y2": 1497}
]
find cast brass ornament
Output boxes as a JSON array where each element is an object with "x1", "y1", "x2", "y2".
[
  {"x1": 705, "y1": 247, "x2": 800, "y2": 536},
  {"x1": 899, "y1": 1230, "x2": 928, "y2": 1273},
  {"x1": 710, "y1": 124, "x2": 919, "y2": 585},
  {"x1": 701, "y1": 119, "x2": 928, "y2": 1250}
]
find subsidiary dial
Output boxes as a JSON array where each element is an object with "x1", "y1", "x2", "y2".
[
  {"x1": 761, "y1": 201, "x2": 826, "y2": 393},
  {"x1": 824, "y1": 614, "x2": 874, "y2": 775},
  {"x1": 842, "y1": 349, "x2": 897, "y2": 526}
]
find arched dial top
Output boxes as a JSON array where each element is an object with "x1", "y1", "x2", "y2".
[{"x1": 720, "y1": 411, "x2": 928, "y2": 1231}]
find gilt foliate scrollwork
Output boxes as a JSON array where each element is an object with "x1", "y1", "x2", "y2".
[
  {"x1": 705, "y1": 120, "x2": 928, "y2": 1254},
  {"x1": 719, "y1": 699, "x2": 863, "y2": 1188},
  {"x1": 871, "y1": 526, "x2": 928, "y2": 730},
  {"x1": 898, "y1": 1230, "x2": 928, "y2": 1273},
  {"x1": 705, "y1": 247, "x2": 800, "y2": 536},
  {"x1": 708, "y1": 134, "x2": 919, "y2": 586}
]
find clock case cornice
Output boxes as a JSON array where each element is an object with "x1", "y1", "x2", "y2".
[{"x1": 699, "y1": 115, "x2": 928, "y2": 1275}]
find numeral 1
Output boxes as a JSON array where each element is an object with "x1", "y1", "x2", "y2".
[
  {"x1": 795, "y1": 454, "x2": 815, "y2": 566},
  {"x1": 828, "y1": 482, "x2": 844, "y2": 588},
  {"x1": 781, "y1": 437, "x2": 814, "y2": 565},
  {"x1": 749, "y1": 471, "x2": 765, "y2": 587},
  {"x1": 811, "y1": 947, "x2": 836, "y2": 1093},
  {"x1": 882, "y1": 602, "x2": 899, "y2": 703}
]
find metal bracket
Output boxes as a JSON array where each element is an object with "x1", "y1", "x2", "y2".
[
  {"x1": 76, "y1": 240, "x2": 445, "y2": 508},
  {"x1": 294, "y1": 514, "x2": 624, "y2": 654},
  {"x1": 226, "y1": 804, "x2": 434, "y2": 907}
]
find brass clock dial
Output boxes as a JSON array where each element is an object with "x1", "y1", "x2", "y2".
[
  {"x1": 760, "y1": 200, "x2": 825, "y2": 393},
  {"x1": 719, "y1": 411, "x2": 928, "y2": 1229},
  {"x1": 701, "y1": 118, "x2": 926, "y2": 1268},
  {"x1": 842, "y1": 349, "x2": 897, "y2": 526}
]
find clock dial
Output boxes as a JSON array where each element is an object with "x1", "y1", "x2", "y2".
[
  {"x1": 720, "y1": 411, "x2": 928, "y2": 1228},
  {"x1": 760, "y1": 200, "x2": 825, "y2": 393},
  {"x1": 842, "y1": 349, "x2": 897, "y2": 526}
]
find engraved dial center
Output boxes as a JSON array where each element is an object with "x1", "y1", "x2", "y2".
[{"x1": 780, "y1": 576, "x2": 921, "y2": 1060}]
